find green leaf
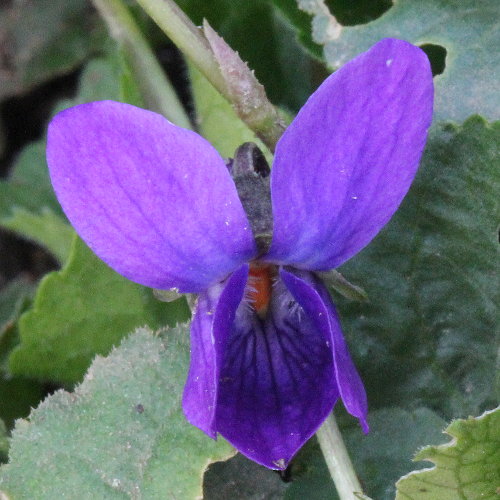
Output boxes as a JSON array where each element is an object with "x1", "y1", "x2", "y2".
[
  {"x1": 204, "y1": 453, "x2": 289, "y2": 499},
  {"x1": 9, "y1": 236, "x2": 190, "y2": 384},
  {"x1": 337, "y1": 117, "x2": 500, "y2": 419},
  {"x1": 178, "y1": 0, "x2": 320, "y2": 112},
  {"x1": 0, "y1": 377, "x2": 45, "y2": 433},
  {"x1": 204, "y1": 437, "x2": 334, "y2": 500},
  {"x1": 118, "y1": 52, "x2": 146, "y2": 108},
  {"x1": 283, "y1": 437, "x2": 336, "y2": 500},
  {"x1": 299, "y1": 0, "x2": 499, "y2": 122},
  {"x1": 0, "y1": 419, "x2": 8, "y2": 464},
  {"x1": 0, "y1": 279, "x2": 34, "y2": 346},
  {"x1": 395, "y1": 407, "x2": 500, "y2": 500},
  {"x1": 0, "y1": 141, "x2": 60, "y2": 221},
  {"x1": 323, "y1": 0, "x2": 392, "y2": 26},
  {"x1": 0, "y1": 52, "x2": 144, "y2": 262},
  {"x1": 0, "y1": 56, "x2": 124, "y2": 228},
  {"x1": 53, "y1": 55, "x2": 129, "y2": 114},
  {"x1": 0, "y1": 278, "x2": 33, "y2": 374},
  {"x1": 0, "y1": 0, "x2": 105, "y2": 100},
  {"x1": 0, "y1": 281, "x2": 46, "y2": 430},
  {"x1": 71, "y1": 56, "x2": 122, "y2": 103},
  {"x1": 0, "y1": 208, "x2": 73, "y2": 264},
  {"x1": 271, "y1": 0, "x2": 323, "y2": 59},
  {"x1": 0, "y1": 277, "x2": 31, "y2": 367},
  {"x1": 345, "y1": 408, "x2": 448, "y2": 500},
  {"x1": 0, "y1": 326, "x2": 235, "y2": 498},
  {"x1": 189, "y1": 65, "x2": 271, "y2": 159},
  {"x1": 317, "y1": 270, "x2": 368, "y2": 302}
]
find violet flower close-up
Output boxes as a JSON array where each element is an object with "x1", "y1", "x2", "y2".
[{"x1": 46, "y1": 38, "x2": 433, "y2": 469}]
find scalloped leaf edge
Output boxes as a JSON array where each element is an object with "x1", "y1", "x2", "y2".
[{"x1": 395, "y1": 406, "x2": 500, "y2": 500}]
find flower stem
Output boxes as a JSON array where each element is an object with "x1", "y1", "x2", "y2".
[
  {"x1": 133, "y1": 0, "x2": 226, "y2": 99},
  {"x1": 91, "y1": 0, "x2": 192, "y2": 129},
  {"x1": 133, "y1": 0, "x2": 286, "y2": 151},
  {"x1": 316, "y1": 413, "x2": 364, "y2": 500}
]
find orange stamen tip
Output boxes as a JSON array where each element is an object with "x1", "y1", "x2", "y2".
[{"x1": 248, "y1": 263, "x2": 274, "y2": 316}]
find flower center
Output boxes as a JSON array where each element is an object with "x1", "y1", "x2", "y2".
[{"x1": 248, "y1": 262, "x2": 276, "y2": 318}]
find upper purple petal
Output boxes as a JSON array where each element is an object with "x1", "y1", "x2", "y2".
[
  {"x1": 216, "y1": 269, "x2": 339, "y2": 469},
  {"x1": 47, "y1": 101, "x2": 256, "y2": 292},
  {"x1": 266, "y1": 38, "x2": 433, "y2": 269},
  {"x1": 182, "y1": 264, "x2": 248, "y2": 437},
  {"x1": 281, "y1": 268, "x2": 368, "y2": 432}
]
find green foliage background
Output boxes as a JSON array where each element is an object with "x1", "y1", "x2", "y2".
[{"x1": 0, "y1": 0, "x2": 497, "y2": 498}]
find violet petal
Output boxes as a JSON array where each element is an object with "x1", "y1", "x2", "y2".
[
  {"x1": 281, "y1": 268, "x2": 369, "y2": 433},
  {"x1": 267, "y1": 38, "x2": 433, "y2": 269},
  {"x1": 47, "y1": 101, "x2": 256, "y2": 292},
  {"x1": 216, "y1": 271, "x2": 339, "y2": 469},
  {"x1": 182, "y1": 264, "x2": 249, "y2": 437}
]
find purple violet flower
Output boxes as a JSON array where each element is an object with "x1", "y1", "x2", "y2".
[{"x1": 46, "y1": 39, "x2": 433, "y2": 469}]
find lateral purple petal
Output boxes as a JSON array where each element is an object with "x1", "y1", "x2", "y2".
[
  {"x1": 267, "y1": 39, "x2": 433, "y2": 269},
  {"x1": 182, "y1": 264, "x2": 248, "y2": 437},
  {"x1": 216, "y1": 270, "x2": 339, "y2": 469},
  {"x1": 47, "y1": 101, "x2": 256, "y2": 292},
  {"x1": 281, "y1": 268, "x2": 369, "y2": 432}
]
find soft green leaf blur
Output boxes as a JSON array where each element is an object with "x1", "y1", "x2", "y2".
[
  {"x1": 0, "y1": 280, "x2": 44, "y2": 432},
  {"x1": 0, "y1": 56, "x2": 132, "y2": 245},
  {"x1": 0, "y1": 420, "x2": 8, "y2": 464},
  {"x1": 338, "y1": 118, "x2": 499, "y2": 421},
  {"x1": 0, "y1": 208, "x2": 73, "y2": 264},
  {"x1": 345, "y1": 408, "x2": 448, "y2": 499},
  {"x1": 0, "y1": 141, "x2": 60, "y2": 220},
  {"x1": 0, "y1": 281, "x2": 33, "y2": 349},
  {"x1": 0, "y1": 0, "x2": 106, "y2": 101}
]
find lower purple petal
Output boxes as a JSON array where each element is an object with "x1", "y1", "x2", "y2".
[
  {"x1": 182, "y1": 265, "x2": 248, "y2": 436},
  {"x1": 281, "y1": 268, "x2": 369, "y2": 433},
  {"x1": 216, "y1": 272, "x2": 339, "y2": 469}
]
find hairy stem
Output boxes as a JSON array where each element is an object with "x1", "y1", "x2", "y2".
[
  {"x1": 133, "y1": 0, "x2": 226, "y2": 98},
  {"x1": 134, "y1": 0, "x2": 285, "y2": 150}
]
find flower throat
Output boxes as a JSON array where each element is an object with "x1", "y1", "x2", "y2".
[
  {"x1": 248, "y1": 262, "x2": 276, "y2": 318},
  {"x1": 229, "y1": 143, "x2": 276, "y2": 317}
]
